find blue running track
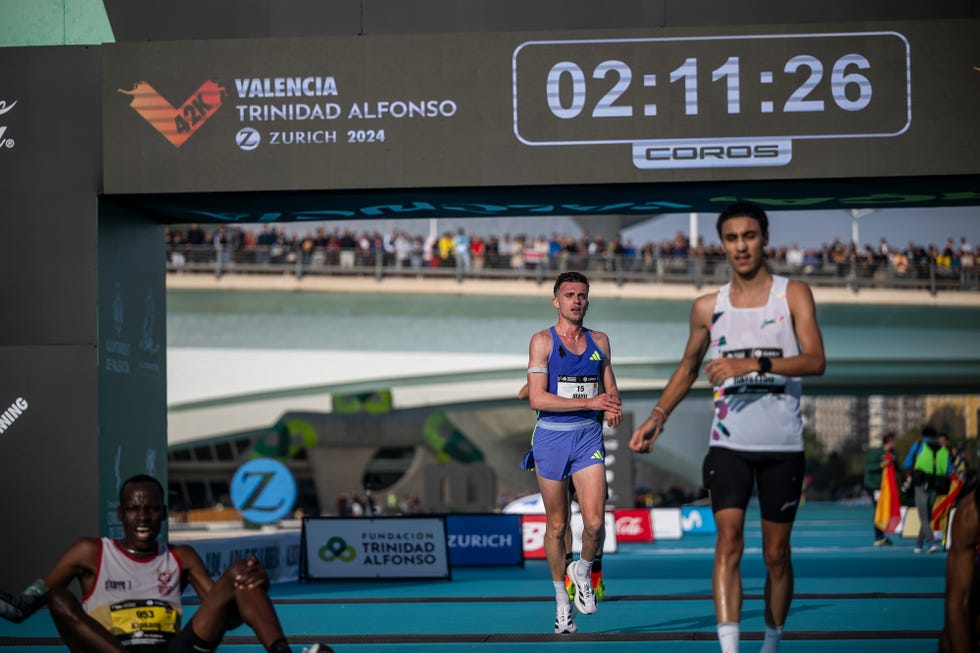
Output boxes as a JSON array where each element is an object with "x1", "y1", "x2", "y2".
[{"x1": 0, "y1": 502, "x2": 947, "y2": 652}]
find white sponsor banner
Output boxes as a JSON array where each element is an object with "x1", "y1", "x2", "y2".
[
  {"x1": 651, "y1": 508, "x2": 683, "y2": 540},
  {"x1": 571, "y1": 512, "x2": 619, "y2": 554},
  {"x1": 302, "y1": 517, "x2": 450, "y2": 580},
  {"x1": 170, "y1": 531, "x2": 301, "y2": 584}
]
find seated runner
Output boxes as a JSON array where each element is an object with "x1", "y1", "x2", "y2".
[{"x1": 0, "y1": 474, "x2": 331, "y2": 653}]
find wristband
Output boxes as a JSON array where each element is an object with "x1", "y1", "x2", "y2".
[{"x1": 651, "y1": 406, "x2": 668, "y2": 422}]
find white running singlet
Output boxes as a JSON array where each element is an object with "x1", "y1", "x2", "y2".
[
  {"x1": 82, "y1": 538, "x2": 183, "y2": 648},
  {"x1": 707, "y1": 275, "x2": 803, "y2": 452}
]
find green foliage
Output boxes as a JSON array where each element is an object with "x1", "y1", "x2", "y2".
[
  {"x1": 803, "y1": 430, "x2": 825, "y2": 462},
  {"x1": 803, "y1": 430, "x2": 864, "y2": 499},
  {"x1": 927, "y1": 404, "x2": 967, "y2": 440},
  {"x1": 896, "y1": 428, "x2": 921, "y2": 464}
]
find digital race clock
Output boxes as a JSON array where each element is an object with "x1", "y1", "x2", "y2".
[{"x1": 512, "y1": 32, "x2": 911, "y2": 169}]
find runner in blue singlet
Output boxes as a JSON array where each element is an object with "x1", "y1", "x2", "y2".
[{"x1": 526, "y1": 271, "x2": 621, "y2": 634}]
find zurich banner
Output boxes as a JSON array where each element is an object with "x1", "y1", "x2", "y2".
[{"x1": 445, "y1": 514, "x2": 523, "y2": 566}]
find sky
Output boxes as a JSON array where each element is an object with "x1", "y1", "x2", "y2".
[
  {"x1": 262, "y1": 206, "x2": 980, "y2": 251},
  {"x1": 622, "y1": 206, "x2": 980, "y2": 251}
]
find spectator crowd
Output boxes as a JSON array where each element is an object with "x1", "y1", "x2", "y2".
[{"x1": 165, "y1": 223, "x2": 978, "y2": 287}]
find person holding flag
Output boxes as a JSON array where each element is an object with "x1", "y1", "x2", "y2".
[
  {"x1": 932, "y1": 433, "x2": 968, "y2": 543},
  {"x1": 872, "y1": 432, "x2": 902, "y2": 546},
  {"x1": 866, "y1": 432, "x2": 902, "y2": 546}
]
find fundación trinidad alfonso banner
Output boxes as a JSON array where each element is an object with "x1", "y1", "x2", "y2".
[{"x1": 302, "y1": 516, "x2": 450, "y2": 580}]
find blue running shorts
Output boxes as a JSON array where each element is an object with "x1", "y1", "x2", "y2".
[{"x1": 530, "y1": 418, "x2": 605, "y2": 481}]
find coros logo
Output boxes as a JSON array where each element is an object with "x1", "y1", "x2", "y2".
[
  {"x1": 633, "y1": 138, "x2": 792, "y2": 169},
  {"x1": 118, "y1": 80, "x2": 226, "y2": 148},
  {"x1": 318, "y1": 536, "x2": 357, "y2": 563}
]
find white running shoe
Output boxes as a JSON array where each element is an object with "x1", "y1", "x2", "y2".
[
  {"x1": 567, "y1": 560, "x2": 597, "y2": 615},
  {"x1": 303, "y1": 645, "x2": 335, "y2": 653},
  {"x1": 554, "y1": 601, "x2": 577, "y2": 634}
]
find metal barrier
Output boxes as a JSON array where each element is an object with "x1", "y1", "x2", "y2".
[{"x1": 165, "y1": 244, "x2": 980, "y2": 294}]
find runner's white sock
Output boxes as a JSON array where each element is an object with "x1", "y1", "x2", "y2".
[
  {"x1": 717, "y1": 621, "x2": 739, "y2": 653},
  {"x1": 576, "y1": 558, "x2": 593, "y2": 580},
  {"x1": 759, "y1": 624, "x2": 782, "y2": 653},
  {"x1": 553, "y1": 580, "x2": 569, "y2": 604}
]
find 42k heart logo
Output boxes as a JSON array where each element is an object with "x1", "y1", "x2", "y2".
[{"x1": 118, "y1": 80, "x2": 226, "y2": 148}]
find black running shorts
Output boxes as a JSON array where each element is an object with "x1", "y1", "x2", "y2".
[{"x1": 701, "y1": 446, "x2": 806, "y2": 523}]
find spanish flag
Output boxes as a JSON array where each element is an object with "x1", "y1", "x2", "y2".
[
  {"x1": 873, "y1": 459, "x2": 902, "y2": 535},
  {"x1": 931, "y1": 475, "x2": 964, "y2": 534}
]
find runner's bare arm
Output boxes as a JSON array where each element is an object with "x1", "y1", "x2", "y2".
[
  {"x1": 630, "y1": 294, "x2": 713, "y2": 453},
  {"x1": 941, "y1": 494, "x2": 980, "y2": 653},
  {"x1": 0, "y1": 537, "x2": 99, "y2": 623},
  {"x1": 174, "y1": 544, "x2": 216, "y2": 598},
  {"x1": 782, "y1": 279, "x2": 826, "y2": 377},
  {"x1": 593, "y1": 330, "x2": 623, "y2": 427}
]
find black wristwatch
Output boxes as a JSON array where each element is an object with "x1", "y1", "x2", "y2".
[{"x1": 758, "y1": 356, "x2": 772, "y2": 374}]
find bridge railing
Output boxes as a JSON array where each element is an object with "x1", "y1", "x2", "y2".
[{"x1": 166, "y1": 244, "x2": 979, "y2": 294}]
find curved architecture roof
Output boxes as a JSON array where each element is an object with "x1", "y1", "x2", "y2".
[{"x1": 167, "y1": 275, "x2": 980, "y2": 446}]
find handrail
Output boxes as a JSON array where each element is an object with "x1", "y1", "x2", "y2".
[{"x1": 166, "y1": 244, "x2": 980, "y2": 295}]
